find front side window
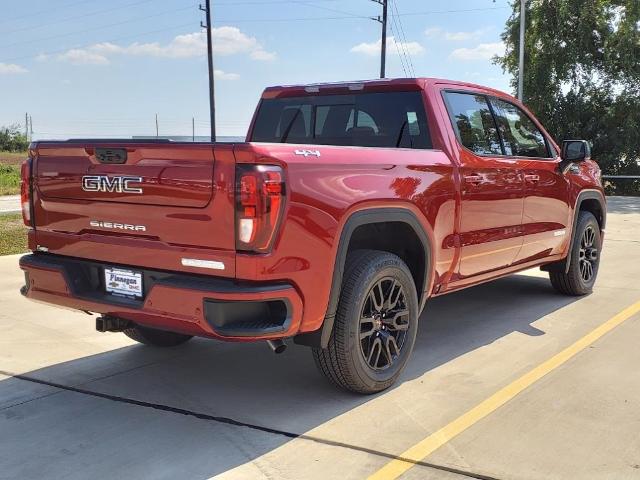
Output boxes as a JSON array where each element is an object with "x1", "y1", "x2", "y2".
[
  {"x1": 251, "y1": 91, "x2": 432, "y2": 149},
  {"x1": 443, "y1": 92, "x2": 502, "y2": 155},
  {"x1": 490, "y1": 98, "x2": 550, "y2": 158}
]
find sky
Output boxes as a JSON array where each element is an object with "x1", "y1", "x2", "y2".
[{"x1": 0, "y1": 0, "x2": 514, "y2": 140}]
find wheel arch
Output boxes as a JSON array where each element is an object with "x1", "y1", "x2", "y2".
[
  {"x1": 294, "y1": 207, "x2": 433, "y2": 348},
  {"x1": 565, "y1": 190, "x2": 606, "y2": 273}
]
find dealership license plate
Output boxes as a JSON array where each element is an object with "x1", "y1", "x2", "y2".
[{"x1": 104, "y1": 268, "x2": 143, "y2": 298}]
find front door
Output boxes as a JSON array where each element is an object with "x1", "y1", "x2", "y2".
[
  {"x1": 488, "y1": 97, "x2": 571, "y2": 264},
  {"x1": 443, "y1": 91, "x2": 525, "y2": 279}
]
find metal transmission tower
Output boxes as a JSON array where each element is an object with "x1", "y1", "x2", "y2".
[
  {"x1": 371, "y1": 0, "x2": 388, "y2": 78},
  {"x1": 200, "y1": 0, "x2": 216, "y2": 141}
]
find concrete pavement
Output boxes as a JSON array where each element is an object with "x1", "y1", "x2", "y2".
[
  {"x1": 0, "y1": 195, "x2": 20, "y2": 214},
  {"x1": 0, "y1": 198, "x2": 639, "y2": 480}
]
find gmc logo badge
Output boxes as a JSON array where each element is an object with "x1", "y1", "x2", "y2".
[{"x1": 82, "y1": 175, "x2": 143, "y2": 194}]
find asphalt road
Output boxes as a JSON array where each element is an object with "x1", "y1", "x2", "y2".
[{"x1": 0, "y1": 197, "x2": 639, "y2": 480}]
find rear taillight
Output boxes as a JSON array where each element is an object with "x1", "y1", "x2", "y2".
[
  {"x1": 236, "y1": 165, "x2": 285, "y2": 253},
  {"x1": 20, "y1": 158, "x2": 32, "y2": 226}
]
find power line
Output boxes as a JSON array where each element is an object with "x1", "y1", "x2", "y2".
[
  {"x1": 3, "y1": 0, "x2": 161, "y2": 36},
  {"x1": 390, "y1": 0, "x2": 415, "y2": 77},
  {"x1": 0, "y1": 3, "x2": 512, "y2": 68},
  {"x1": 213, "y1": 14, "x2": 369, "y2": 23},
  {"x1": 0, "y1": 5, "x2": 196, "y2": 50},
  {"x1": 0, "y1": 21, "x2": 196, "y2": 64},
  {"x1": 388, "y1": 20, "x2": 408, "y2": 78},
  {"x1": 0, "y1": 0, "x2": 99, "y2": 24},
  {"x1": 289, "y1": 0, "x2": 365, "y2": 18},
  {"x1": 215, "y1": 0, "x2": 343, "y2": 4},
  {"x1": 388, "y1": 3, "x2": 411, "y2": 77},
  {"x1": 212, "y1": 6, "x2": 508, "y2": 23}
]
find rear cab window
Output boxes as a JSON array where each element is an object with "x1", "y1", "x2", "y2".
[
  {"x1": 443, "y1": 92, "x2": 502, "y2": 155},
  {"x1": 250, "y1": 91, "x2": 432, "y2": 149}
]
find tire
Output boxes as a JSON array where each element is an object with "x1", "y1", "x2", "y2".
[
  {"x1": 123, "y1": 324, "x2": 193, "y2": 347},
  {"x1": 549, "y1": 211, "x2": 601, "y2": 296},
  {"x1": 312, "y1": 249, "x2": 419, "y2": 394}
]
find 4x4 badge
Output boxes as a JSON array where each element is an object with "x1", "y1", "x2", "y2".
[{"x1": 294, "y1": 149, "x2": 321, "y2": 158}]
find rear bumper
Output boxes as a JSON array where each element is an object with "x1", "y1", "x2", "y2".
[{"x1": 19, "y1": 254, "x2": 303, "y2": 341}]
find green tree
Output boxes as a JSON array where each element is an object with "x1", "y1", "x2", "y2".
[
  {"x1": 0, "y1": 124, "x2": 29, "y2": 152},
  {"x1": 495, "y1": 0, "x2": 640, "y2": 193}
]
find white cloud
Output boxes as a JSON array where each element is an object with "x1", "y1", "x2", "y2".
[
  {"x1": 425, "y1": 27, "x2": 489, "y2": 41},
  {"x1": 250, "y1": 49, "x2": 276, "y2": 61},
  {"x1": 0, "y1": 63, "x2": 28, "y2": 74},
  {"x1": 57, "y1": 49, "x2": 110, "y2": 65},
  {"x1": 50, "y1": 27, "x2": 275, "y2": 65},
  {"x1": 449, "y1": 42, "x2": 505, "y2": 61},
  {"x1": 214, "y1": 69, "x2": 240, "y2": 80},
  {"x1": 351, "y1": 36, "x2": 424, "y2": 57}
]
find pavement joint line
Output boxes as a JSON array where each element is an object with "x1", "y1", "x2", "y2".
[
  {"x1": 0, "y1": 369, "x2": 502, "y2": 480},
  {"x1": 0, "y1": 351, "x2": 187, "y2": 412},
  {"x1": 367, "y1": 298, "x2": 640, "y2": 480}
]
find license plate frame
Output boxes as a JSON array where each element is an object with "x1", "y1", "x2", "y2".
[{"x1": 104, "y1": 267, "x2": 143, "y2": 299}]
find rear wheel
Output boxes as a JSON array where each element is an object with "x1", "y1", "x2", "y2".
[
  {"x1": 549, "y1": 211, "x2": 601, "y2": 296},
  {"x1": 312, "y1": 250, "x2": 419, "y2": 394},
  {"x1": 123, "y1": 324, "x2": 193, "y2": 347}
]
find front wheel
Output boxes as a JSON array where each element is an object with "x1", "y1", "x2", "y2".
[
  {"x1": 549, "y1": 211, "x2": 601, "y2": 296},
  {"x1": 312, "y1": 250, "x2": 419, "y2": 394}
]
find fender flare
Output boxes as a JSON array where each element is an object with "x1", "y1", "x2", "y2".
[
  {"x1": 549, "y1": 190, "x2": 606, "y2": 274},
  {"x1": 294, "y1": 207, "x2": 432, "y2": 348}
]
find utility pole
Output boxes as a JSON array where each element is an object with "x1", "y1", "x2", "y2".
[
  {"x1": 29, "y1": 115, "x2": 33, "y2": 142},
  {"x1": 371, "y1": 0, "x2": 388, "y2": 78},
  {"x1": 517, "y1": 0, "x2": 526, "y2": 101},
  {"x1": 155, "y1": 114, "x2": 159, "y2": 138},
  {"x1": 200, "y1": 0, "x2": 216, "y2": 141},
  {"x1": 192, "y1": 117, "x2": 195, "y2": 142}
]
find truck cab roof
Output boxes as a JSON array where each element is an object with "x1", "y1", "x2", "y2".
[{"x1": 261, "y1": 77, "x2": 514, "y2": 101}]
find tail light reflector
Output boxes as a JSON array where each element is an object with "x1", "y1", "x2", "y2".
[
  {"x1": 236, "y1": 165, "x2": 285, "y2": 253},
  {"x1": 20, "y1": 158, "x2": 32, "y2": 226}
]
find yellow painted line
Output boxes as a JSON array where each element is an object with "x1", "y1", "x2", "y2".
[{"x1": 369, "y1": 299, "x2": 640, "y2": 480}]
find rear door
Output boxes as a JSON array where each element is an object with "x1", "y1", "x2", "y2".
[
  {"x1": 442, "y1": 91, "x2": 524, "y2": 278},
  {"x1": 488, "y1": 98, "x2": 571, "y2": 263}
]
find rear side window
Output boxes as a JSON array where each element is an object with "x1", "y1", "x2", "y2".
[
  {"x1": 489, "y1": 98, "x2": 550, "y2": 158},
  {"x1": 443, "y1": 92, "x2": 502, "y2": 155},
  {"x1": 250, "y1": 91, "x2": 432, "y2": 149}
]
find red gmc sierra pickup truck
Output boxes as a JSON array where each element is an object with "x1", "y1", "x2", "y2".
[{"x1": 19, "y1": 78, "x2": 605, "y2": 393}]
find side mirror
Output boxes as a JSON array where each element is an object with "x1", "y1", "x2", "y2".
[{"x1": 561, "y1": 140, "x2": 591, "y2": 162}]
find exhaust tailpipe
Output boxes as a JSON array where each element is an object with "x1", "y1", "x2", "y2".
[{"x1": 267, "y1": 339, "x2": 287, "y2": 354}]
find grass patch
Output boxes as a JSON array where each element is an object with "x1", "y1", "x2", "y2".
[
  {"x1": 0, "y1": 213, "x2": 27, "y2": 255},
  {"x1": 0, "y1": 151, "x2": 25, "y2": 196},
  {"x1": 0, "y1": 164, "x2": 20, "y2": 195}
]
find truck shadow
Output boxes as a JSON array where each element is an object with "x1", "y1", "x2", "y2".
[{"x1": 0, "y1": 273, "x2": 581, "y2": 479}]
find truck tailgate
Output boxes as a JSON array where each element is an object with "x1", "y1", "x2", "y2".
[{"x1": 31, "y1": 141, "x2": 237, "y2": 277}]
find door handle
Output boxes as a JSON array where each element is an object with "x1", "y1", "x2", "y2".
[
  {"x1": 524, "y1": 174, "x2": 540, "y2": 183},
  {"x1": 464, "y1": 174, "x2": 483, "y2": 185}
]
